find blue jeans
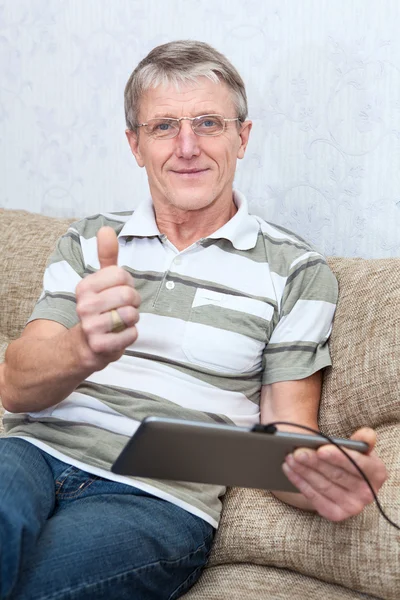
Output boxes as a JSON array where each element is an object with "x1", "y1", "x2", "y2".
[{"x1": 0, "y1": 437, "x2": 214, "y2": 600}]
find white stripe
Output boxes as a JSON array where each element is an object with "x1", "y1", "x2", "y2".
[
  {"x1": 26, "y1": 392, "x2": 141, "y2": 438},
  {"x1": 78, "y1": 228, "x2": 284, "y2": 303},
  {"x1": 118, "y1": 237, "x2": 170, "y2": 273},
  {"x1": 101, "y1": 235, "x2": 276, "y2": 300},
  {"x1": 86, "y1": 353, "x2": 260, "y2": 424},
  {"x1": 270, "y1": 272, "x2": 287, "y2": 312},
  {"x1": 44, "y1": 261, "x2": 81, "y2": 294},
  {"x1": 79, "y1": 235, "x2": 100, "y2": 269},
  {"x1": 177, "y1": 244, "x2": 275, "y2": 298},
  {"x1": 270, "y1": 300, "x2": 336, "y2": 344},
  {"x1": 290, "y1": 251, "x2": 322, "y2": 270},
  {"x1": 134, "y1": 313, "x2": 265, "y2": 375},
  {"x1": 12, "y1": 437, "x2": 218, "y2": 528},
  {"x1": 182, "y1": 321, "x2": 264, "y2": 375},
  {"x1": 192, "y1": 288, "x2": 274, "y2": 320},
  {"x1": 79, "y1": 235, "x2": 172, "y2": 274}
]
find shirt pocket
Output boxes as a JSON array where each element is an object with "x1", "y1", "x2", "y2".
[{"x1": 182, "y1": 288, "x2": 273, "y2": 373}]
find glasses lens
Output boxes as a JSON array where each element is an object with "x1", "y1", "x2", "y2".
[
  {"x1": 193, "y1": 115, "x2": 224, "y2": 136},
  {"x1": 144, "y1": 118, "x2": 179, "y2": 139}
]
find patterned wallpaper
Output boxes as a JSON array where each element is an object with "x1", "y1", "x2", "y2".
[{"x1": 1, "y1": 0, "x2": 400, "y2": 258}]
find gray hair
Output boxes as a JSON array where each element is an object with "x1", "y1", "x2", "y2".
[{"x1": 124, "y1": 40, "x2": 248, "y2": 131}]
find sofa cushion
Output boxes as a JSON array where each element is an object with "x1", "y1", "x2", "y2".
[
  {"x1": 208, "y1": 258, "x2": 400, "y2": 600},
  {"x1": 182, "y1": 564, "x2": 379, "y2": 600},
  {"x1": 0, "y1": 209, "x2": 75, "y2": 341}
]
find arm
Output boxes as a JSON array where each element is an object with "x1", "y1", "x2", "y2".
[
  {"x1": 0, "y1": 227, "x2": 140, "y2": 413},
  {"x1": 0, "y1": 320, "x2": 97, "y2": 413},
  {"x1": 260, "y1": 373, "x2": 321, "y2": 511},
  {"x1": 260, "y1": 375, "x2": 388, "y2": 520}
]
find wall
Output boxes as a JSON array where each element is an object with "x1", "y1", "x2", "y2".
[{"x1": 1, "y1": 0, "x2": 400, "y2": 257}]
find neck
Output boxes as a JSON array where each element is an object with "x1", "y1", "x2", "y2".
[{"x1": 154, "y1": 195, "x2": 237, "y2": 251}]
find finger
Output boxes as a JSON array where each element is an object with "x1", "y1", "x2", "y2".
[
  {"x1": 81, "y1": 306, "x2": 140, "y2": 335},
  {"x1": 315, "y1": 446, "x2": 388, "y2": 493},
  {"x1": 97, "y1": 227, "x2": 119, "y2": 269},
  {"x1": 282, "y1": 462, "x2": 366, "y2": 521},
  {"x1": 77, "y1": 283, "x2": 140, "y2": 318},
  {"x1": 88, "y1": 286, "x2": 141, "y2": 315},
  {"x1": 89, "y1": 327, "x2": 139, "y2": 355},
  {"x1": 350, "y1": 427, "x2": 376, "y2": 454},
  {"x1": 287, "y1": 451, "x2": 375, "y2": 507},
  {"x1": 76, "y1": 267, "x2": 136, "y2": 296},
  {"x1": 290, "y1": 449, "x2": 361, "y2": 493},
  {"x1": 316, "y1": 443, "x2": 381, "y2": 478}
]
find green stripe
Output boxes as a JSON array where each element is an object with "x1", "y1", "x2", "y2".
[
  {"x1": 264, "y1": 341, "x2": 319, "y2": 354},
  {"x1": 202, "y1": 233, "x2": 312, "y2": 279},
  {"x1": 282, "y1": 260, "x2": 338, "y2": 314},
  {"x1": 263, "y1": 343, "x2": 332, "y2": 384},
  {"x1": 126, "y1": 267, "x2": 278, "y2": 307},
  {"x1": 46, "y1": 231, "x2": 85, "y2": 275},
  {"x1": 71, "y1": 213, "x2": 133, "y2": 240},
  {"x1": 27, "y1": 303, "x2": 78, "y2": 329},
  {"x1": 189, "y1": 304, "x2": 272, "y2": 342},
  {"x1": 37, "y1": 291, "x2": 76, "y2": 305},
  {"x1": 76, "y1": 381, "x2": 237, "y2": 424}
]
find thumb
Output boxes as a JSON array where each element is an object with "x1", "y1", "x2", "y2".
[
  {"x1": 350, "y1": 427, "x2": 377, "y2": 455},
  {"x1": 97, "y1": 227, "x2": 119, "y2": 269}
]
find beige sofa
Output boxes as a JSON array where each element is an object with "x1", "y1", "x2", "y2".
[{"x1": 0, "y1": 208, "x2": 399, "y2": 600}]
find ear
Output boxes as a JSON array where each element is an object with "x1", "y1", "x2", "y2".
[
  {"x1": 237, "y1": 120, "x2": 252, "y2": 160},
  {"x1": 125, "y1": 129, "x2": 145, "y2": 168}
]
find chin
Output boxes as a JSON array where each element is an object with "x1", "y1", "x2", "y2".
[{"x1": 167, "y1": 189, "x2": 217, "y2": 211}]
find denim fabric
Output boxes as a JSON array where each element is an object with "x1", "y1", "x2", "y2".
[{"x1": 0, "y1": 437, "x2": 214, "y2": 600}]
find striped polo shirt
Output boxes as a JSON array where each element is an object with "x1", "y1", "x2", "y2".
[{"x1": 3, "y1": 190, "x2": 338, "y2": 527}]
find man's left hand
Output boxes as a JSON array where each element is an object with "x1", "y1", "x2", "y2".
[{"x1": 282, "y1": 427, "x2": 388, "y2": 521}]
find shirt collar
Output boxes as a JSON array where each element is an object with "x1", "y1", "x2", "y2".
[
  {"x1": 118, "y1": 189, "x2": 259, "y2": 250},
  {"x1": 118, "y1": 196, "x2": 160, "y2": 239}
]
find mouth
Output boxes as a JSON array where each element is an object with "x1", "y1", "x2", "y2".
[{"x1": 170, "y1": 168, "x2": 210, "y2": 178}]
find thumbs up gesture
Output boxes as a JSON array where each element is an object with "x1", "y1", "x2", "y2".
[{"x1": 75, "y1": 227, "x2": 141, "y2": 369}]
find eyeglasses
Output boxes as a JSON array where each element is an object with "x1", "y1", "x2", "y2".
[{"x1": 135, "y1": 114, "x2": 241, "y2": 139}]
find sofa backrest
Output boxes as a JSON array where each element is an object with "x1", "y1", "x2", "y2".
[
  {"x1": 0, "y1": 209, "x2": 75, "y2": 341},
  {"x1": 210, "y1": 256, "x2": 400, "y2": 600}
]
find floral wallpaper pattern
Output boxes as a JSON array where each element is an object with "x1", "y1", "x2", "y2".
[{"x1": 1, "y1": 0, "x2": 400, "y2": 257}]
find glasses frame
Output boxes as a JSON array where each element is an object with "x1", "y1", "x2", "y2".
[{"x1": 135, "y1": 114, "x2": 241, "y2": 139}]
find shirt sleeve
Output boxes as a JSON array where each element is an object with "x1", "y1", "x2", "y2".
[
  {"x1": 262, "y1": 254, "x2": 338, "y2": 385},
  {"x1": 26, "y1": 226, "x2": 86, "y2": 329}
]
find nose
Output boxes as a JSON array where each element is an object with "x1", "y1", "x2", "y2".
[{"x1": 174, "y1": 120, "x2": 201, "y2": 159}]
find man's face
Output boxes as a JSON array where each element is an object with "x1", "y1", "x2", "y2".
[{"x1": 126, "y1": 77, "x2": 252, "y2": 212}]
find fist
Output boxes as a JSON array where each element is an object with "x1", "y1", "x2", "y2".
[{"x1": 75, "y1": 226, "x2": 141, "y2": 368}]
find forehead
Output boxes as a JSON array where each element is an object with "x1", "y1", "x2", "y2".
[{"x1": 138, "y1": 77, "x2": 236, "y2": 120}]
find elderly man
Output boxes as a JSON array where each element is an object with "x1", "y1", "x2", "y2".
[{"x1": 0, "y1": 41, "x2": 387, "y2": 600}]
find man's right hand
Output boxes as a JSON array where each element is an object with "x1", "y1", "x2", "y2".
[
  {"x1": 76, "y1": 226, "x2": 141, "y2": 370},
  {"x1": 0, "y1": 226, "x2": 141, "y2": 413}
]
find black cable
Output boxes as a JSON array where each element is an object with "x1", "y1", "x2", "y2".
[{"x1": 264, "y1": 421, "x2": 400, "y2": 531}]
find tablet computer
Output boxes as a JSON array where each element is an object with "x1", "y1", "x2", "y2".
[{"x1": 111, "y1": 417, "x2": 368, "y2": 492}]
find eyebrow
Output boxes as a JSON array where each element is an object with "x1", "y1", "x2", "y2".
[{"x1": 150, "y1": 111, "x2": 220, "y2": 119}]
